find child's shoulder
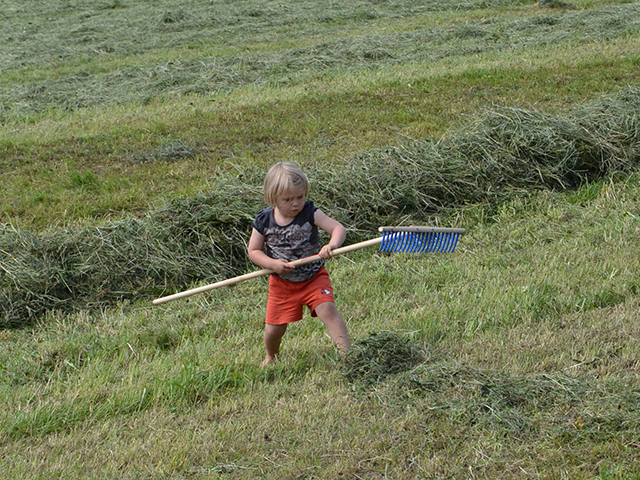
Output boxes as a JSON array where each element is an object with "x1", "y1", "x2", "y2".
[
  {"x1": 253, "y1": 206, "x2": 274, "y2": 231},
  {"x1": 303, "y1": 199, "x2": 317, "y2": 212},
  {"x1": 301, "y1": 200, "x2": 319, "y2": 218},
  {"x1": 255, "y1": 206, "x2": 274, "y2": 217}
]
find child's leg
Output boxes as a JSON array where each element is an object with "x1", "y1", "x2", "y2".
[
  {"x1": 263, "y1": 323, "x2": 287, "y2": 366},
  {"x1": 314, "y1": 302, "x2": 351, "y2": 354}
]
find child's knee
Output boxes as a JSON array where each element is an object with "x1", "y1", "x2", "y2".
[
  {"x1": 264, "y1": 323, "x2": 287, "y2": 339},
  {"x1": 315, "y1": 300, "x2": 336, "y2": 314},
  {"x1": 315, "y1": 302, "x2": 343, "y2": 324}
]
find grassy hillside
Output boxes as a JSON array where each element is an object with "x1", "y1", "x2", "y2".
[
  {"x1": 2, "y1": 0, "x2": 640, "y2": 229},
  {"x1": 1, "y1": 0, "x2": 640, "y2": 478}
]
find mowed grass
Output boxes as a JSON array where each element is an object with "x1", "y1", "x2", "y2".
[
  {"x1": 2, "y1": 0, "x2": 640, "y2": 229},
  {"x1": 1, "y1": 176, "x2": 640, "y2": 478},
  {"x1": 2, "y1": 0, "x2": 640, "y2": 478}
]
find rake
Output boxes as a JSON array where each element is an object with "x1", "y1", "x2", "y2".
[{"x1": 152, "y1": 226, "x2": 465, "y2": 305}]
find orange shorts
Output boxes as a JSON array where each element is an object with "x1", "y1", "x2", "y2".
[{"x1": 265, "y1": 266, "x2": 336, "y2": 325}]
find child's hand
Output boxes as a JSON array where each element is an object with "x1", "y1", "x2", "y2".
[
  {"x1": 270, "y1": 259, "x2": 295, "y2": 275},
  {"x1": 318, "y1": 244, "x2": 335, "y2": 260}
]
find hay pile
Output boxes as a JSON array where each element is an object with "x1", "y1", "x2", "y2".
[
  {"x1": 341, "y1": 332, "x2": 426, "y2": 387},
  {"x1": 1, "y1": 88, "x2": 639, "y2": 327}
]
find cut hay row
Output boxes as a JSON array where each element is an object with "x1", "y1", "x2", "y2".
[
  {"x1": 315, "y1": 86, "x2": 640, "y2": 232},
  {"x1": 1, "y1": 87, "x2": 639, "y2": 327},
  {"x1": 0, "y1": 0, "x2": 543, "y2": 71},
  {"x1": 0, "y1": 188, "x2": 262, "y2": 328},
  {"x1": 2, "y1": 3, "x2": 639, "y2": 122}
]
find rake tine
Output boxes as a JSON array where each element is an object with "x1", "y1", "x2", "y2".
[
  {"x1": 441, "y1": 233, "x2": 450, "y2": 252},
  {"x1": 446, "y1": 233, "x2": 456, "y2": 252},
  {"x1": 434, "y1": 233, "x2": 444, "y2": 252},
  {"x1": 442, "y1": 233, "x2": 455, "y2": 252},
  {"x1": 427, "y1": 233, "x2": 437, "y2": 253},
  {"x1": 399, "y1": 232, "x2": 410, "y2": 252},
  {"x1": 439, "y1": 234, "x2": 449, "y2": 253},
  {"x1": 414, "y1": 232, "x2": 427, "y2": 253},
  {"x1": 379, "y1": 229, "x2": 465, "y2": 253},
  {"x1": 450, "y1": 234, "x2": 460, "y2": 252},
  {"x1": 379, "y1": 232, "x2": 389, "y2": 252},
  {"x1": 400, "y1": 232, "x2": 411, "y2": 252},
  {"x1": 419, "y1": 233, "x2": 431, "y2": 253},
  {"x1": 408, "y1": 232, "x2": 419, "y2": 253},
  {"x1": 439, "y1": 233, "x2": 451, "y2": 253},
  {"x1": 413, "y1": 232, "x2": 422, "y2": 252},
  {"x1": 425, "y1": 232, "x2": 436, "y2": 253},
  {"x1": 387, "y1": 232, "x2": 399, "y2": 252},
  {"x1": 381, "y1": 231, "x2": 398, "y2": 252}
]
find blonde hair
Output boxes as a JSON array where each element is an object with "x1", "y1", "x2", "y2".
[{"x1": 263, "y1": 162, "x2": 309, "y2": 206}]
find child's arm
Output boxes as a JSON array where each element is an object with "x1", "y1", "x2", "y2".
[
  {"x1": 314, "y1": 210, "x2": 347, "y2": 259},
  {"x1": 247, "y1": 228, "x2": 295, "y2": 276}
]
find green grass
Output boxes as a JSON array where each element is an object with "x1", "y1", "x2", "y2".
[
  {"x1": 2, "y1": 177, "x2": 640, "y2": 478},
  {"x1": 2, "y1": 0, "x2": 640, "y2": 477}
]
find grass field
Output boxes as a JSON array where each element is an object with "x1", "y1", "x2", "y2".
[{"x1": 1, "y1": 0, "x2": 640, "y2": 478}]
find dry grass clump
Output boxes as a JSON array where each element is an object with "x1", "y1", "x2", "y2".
[
  {"x1": 342, "y1": 332, "x2": 426, "y2": 386},
  {"x1": 1, "y1": 87, "x2": 639, "y2": 327}
]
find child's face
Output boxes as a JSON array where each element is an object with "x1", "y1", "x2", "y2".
[{"x1": 275, "y1": 187, "x2": 306, "y2": 218}]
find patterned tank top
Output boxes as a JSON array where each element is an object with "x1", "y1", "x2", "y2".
[{"x1": 252, "y1": 200, "x2": 324, "y2": 282}]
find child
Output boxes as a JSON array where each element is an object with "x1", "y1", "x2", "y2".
[{"x1": 248, "y1": 162, "x2": 351, "y2": 367}]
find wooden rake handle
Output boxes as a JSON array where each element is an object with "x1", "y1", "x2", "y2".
[{"x1": 152, "y1": 237, "x2": 382, "y2": 305}]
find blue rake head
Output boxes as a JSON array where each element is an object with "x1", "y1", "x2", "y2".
[{"x1": 378, "y1": 226, "x2": 465, "y2": 253}]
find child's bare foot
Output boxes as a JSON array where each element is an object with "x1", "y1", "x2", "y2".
[{"x1": 260, "y1": 354, "x2": 278, "y2": 368}]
